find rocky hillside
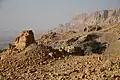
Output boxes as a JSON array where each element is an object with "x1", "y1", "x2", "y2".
[
  {"x1": 0, "y1": 8, "x2": 120, "y2": 80},
  {"x1": 0, "y1": 28, "x2": 119, "y2": 80}
]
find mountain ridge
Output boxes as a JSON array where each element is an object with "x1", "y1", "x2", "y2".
[{"x1": 51, "y1": 8, "x2": 120, "y2": 33}]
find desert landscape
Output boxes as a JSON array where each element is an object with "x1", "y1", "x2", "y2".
[{"x1": 0, "y1": 8, "x2": 120, "y2": 80}]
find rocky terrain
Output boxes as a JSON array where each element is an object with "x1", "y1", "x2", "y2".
[{"x1": 0, "y1": 8, "x2": 120, "y2": 80}]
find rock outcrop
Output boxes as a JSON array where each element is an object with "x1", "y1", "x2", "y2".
[
  {"x1": 14, "y1": 30, "x2": 35, "y2": 50},
  {"x1": 0, "y1": 30, "x2": 36, "y2": 60},
  {"x1": 84, "y1": 25, "x2": 102, "y2": 32},
  {"x1": 52, "y1": 33, "x2": 107, "y2": 55}
]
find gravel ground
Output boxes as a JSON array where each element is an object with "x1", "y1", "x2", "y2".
[{"x1": 0, "y1": 51, "x2": 119, "y2": 80}]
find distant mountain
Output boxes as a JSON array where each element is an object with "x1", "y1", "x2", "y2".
[
  {"x1": 0, "y1": 43, "x2": 8, "y2": 50},
  {"x1": 0, "y1": 30, "x2": 19, "y2": 49},
  {"x1": 51, "y1": 8, "x2": 120, "y2": 33},
  {"x1": 0, "y1": 38, "x2": 13, "y2": 50},
  {"x1": 0, "y1": 36, "x2": 15, "y2": 50},
  {"x1": 71, "y1": 8, "x2": 120, "y2": 26}
]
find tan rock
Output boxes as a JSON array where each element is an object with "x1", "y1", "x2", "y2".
[{"x1": 14, "y1": 30, "x2": 35, "y2": 50}]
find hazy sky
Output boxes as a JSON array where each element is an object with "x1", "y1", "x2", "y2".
[{"x1": 0, "y1": 0, "x2": 120, "y2": 36}]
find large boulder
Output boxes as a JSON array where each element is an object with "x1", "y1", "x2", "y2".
[
  {"x1": 14, "y1": 30, "x2": 35, "y2": 50},
  {"x1": 58, "y1": 33, "x2": 106, "y2": 55},
  {"x1": 73, "y1": 34, "x2": 106, "y2": 55},
  {"x1": 75, "y1": 33, "x2": 100, "y2": 43}
]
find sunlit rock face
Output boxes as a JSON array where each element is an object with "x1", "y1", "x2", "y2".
[{"x1": 14, "y1": 30, "x2": 35, "y2": 50}]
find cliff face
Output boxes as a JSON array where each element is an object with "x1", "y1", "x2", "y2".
[
  {"x1": 52, "y1": 8, "x2": 120, "y2": 33},
  {"x1": 71, "y1": 8, "x2": 120, "y2": 26}
]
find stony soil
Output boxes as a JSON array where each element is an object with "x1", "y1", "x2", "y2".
[{"x1": 0, "y1": 50, "x2": 120, "y2": 80}]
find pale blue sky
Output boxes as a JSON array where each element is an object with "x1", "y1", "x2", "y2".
[{"x1": 0, "y1": 0, "x2": 120, "y2": 37}]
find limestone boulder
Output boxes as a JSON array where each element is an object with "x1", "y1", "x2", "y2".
[{"x1": 14, "y1": 30, "x2": 35, "y2": 50}]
